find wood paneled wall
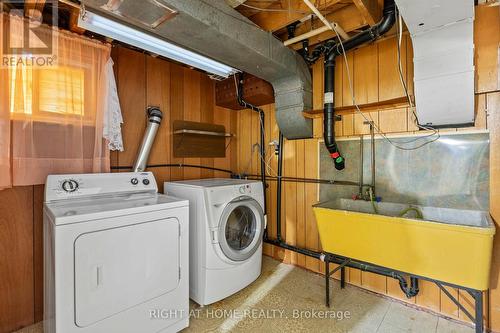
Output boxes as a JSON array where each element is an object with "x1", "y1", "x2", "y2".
[
  {"x1": 0, "y1": 185, "x2": 44, "y2": 333},
  {"x1": 234, "y1": 5, "x2": 500, "y2": 330},
  {"x1": 110, "y1": 46, "x2": 238, "y2": 187},
  {"x1": 0, "y1": 47, "x2": 237, "y2": 333},
  {"x1": 0, "y1": 5, "x2": 498, "y2": 333}
]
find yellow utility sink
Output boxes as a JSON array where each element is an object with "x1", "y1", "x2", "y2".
[{"x1": 314, "y1": 199, "x2": 495, "y2": 290}]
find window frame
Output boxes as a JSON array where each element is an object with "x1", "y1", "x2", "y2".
[{"x1": 9, "y1": 65, "x2": 90, "y2": 125}]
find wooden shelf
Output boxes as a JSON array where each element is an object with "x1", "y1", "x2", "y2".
[
  {"x1": 173, "y1": 129, "x2": 233, "y2": 137},
  {"x1": 303, "y1": 96, "x2": 411, "y2": 119},
  {"x1": 173, "y1": 120, "x2": 229, "y2": 158}
]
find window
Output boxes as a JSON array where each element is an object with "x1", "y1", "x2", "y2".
[
  {"x1": 9, "y1": 66, "x2": 85, "y2": 120},
  {"x1": 0, "y1": 13, "x2": 113, "y2": 188},
  {"x1": 38, "y1": 67, "x2": 85, "y2": 116}
]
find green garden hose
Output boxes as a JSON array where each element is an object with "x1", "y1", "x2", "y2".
[{"x1": 398, "y1": 207, "x2": 423, "y2": 219}]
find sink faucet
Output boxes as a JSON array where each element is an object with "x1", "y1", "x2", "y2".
[
  {"x1": 368, "y1": 187, "x2": 374, "y2": 202},
  {"x1": 355, "y1": 185, "x2": 377, "y2": 202}
]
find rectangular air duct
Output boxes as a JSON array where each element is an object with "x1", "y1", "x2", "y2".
[{"x1": 395, "y1": 0, "x2": 475, "y2": 127}]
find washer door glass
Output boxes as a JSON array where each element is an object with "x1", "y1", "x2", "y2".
[{"x1": 218, "y1": 197, "x2": 264, "y2": 261}]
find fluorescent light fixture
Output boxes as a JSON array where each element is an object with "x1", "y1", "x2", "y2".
[{"x1": 78, "y1": 11, "x2": 239, "y2": 78}]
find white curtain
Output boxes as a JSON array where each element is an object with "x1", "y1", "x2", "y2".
[{"x1": 0, "y1": 13, "x2": 115, "y2": 188}]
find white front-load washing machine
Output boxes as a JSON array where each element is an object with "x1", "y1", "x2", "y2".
[
  {"x1": 165, "y1": 179, "x2": 265, "y2": 306},
  {"x1": 44, "y1": 172, "x2": 189, "y2": 333}
]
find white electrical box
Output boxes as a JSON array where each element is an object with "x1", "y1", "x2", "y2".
[{"x1": 395, "y1": 0, "x2": 475, "y2": 127}]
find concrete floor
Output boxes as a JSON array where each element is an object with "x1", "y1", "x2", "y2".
[{"x1": 16, "y1": 256, "x2": 474, "y2": 333}]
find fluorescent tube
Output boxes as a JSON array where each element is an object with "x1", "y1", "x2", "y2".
[{"x1": 78, "y1": 11, "x2": 238, "y2": 78}]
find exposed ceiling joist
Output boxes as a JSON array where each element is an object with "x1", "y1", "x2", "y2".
[
  {"x1": 248, "y1": 0, "x2": 344, "y2": 32},
  {"x1": 477, "y1": 0, "x2": 499, "y2": 5},
  {"x1": 235, "y1": 0, "x2": 283, "y2": 17},
  {"x1": 56, "y1": 0, "x2": 85, "y2": 33},
  {"x1": 24, "y1": 0, "x2": 47, "y2": 20},
  {"x1": 285, "y1": 4, "x2": 367, "y2": 48},
  {"x1": 352, "y1": 0, "x2": 381, "y2": 25},
  {"x1": 58, "y1": 0, "x2": 80, "y2": 9},
  {"x1": 225, "y1": 0, "x2": 248, "y2": 8},
  {"x1": 301, "y1": 0, "x2": 349, "y2": 39},
  {"x1": 69, "y1": 9, "x2": 85, "y2": 33}
]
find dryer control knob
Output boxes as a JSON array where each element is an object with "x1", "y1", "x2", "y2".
[
  {"x1": 131, "y1": 178, "x2": 139, "y2": 185},
  {"x1": 62, "y1": 180, "x2": 78, "y2": 192},
  {"x1": 239, "y1": 186, "x2": 246, "y2": 194}
]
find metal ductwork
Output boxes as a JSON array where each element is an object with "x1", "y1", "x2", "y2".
[
  {"x1": 133, "y1": 107, "x2": 163, "y2": 172},
  {"x1": 82, "y1": 0, "x2": 313, "y2": 139}
]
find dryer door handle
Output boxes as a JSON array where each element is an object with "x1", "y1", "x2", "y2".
[
  {"x1": 211, "y1": 227, "x2": 219, "y2": 244},
  {"x1": 96, "y1": 265, "x2": 103, "y2": 287}
]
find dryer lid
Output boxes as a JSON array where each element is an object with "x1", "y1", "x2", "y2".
[{"x1": 45, "y1": 193, "x2": 188, "y2": 225}]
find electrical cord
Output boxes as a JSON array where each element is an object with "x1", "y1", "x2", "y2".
[
  {"x1": 225, "y1": 136, "x2": 233, "y2": 151},
  {"x1": 243, "y1": 175, "x2": 360, "y2": 186},
  {"x1": 328, "y1": 10, "x2": 441, "y2": 151},
  {"x1": 394, "y1": 9, "x2": 441, "y2": 145},
  {"x1": 242, "y1": 143, "x2": 258, "y2": 176},
  {"x1": 110, "y1": 164, "x2": 234, "y2": 174},
  {"x1": 243, "y1": 143, "x2": 277, "y2": 177},
  {"x1": 233, "y1": 74, "x2": 277, "y2": 177},
  {"x1": 369, "y1": 9, "x2": 440, "y2": 146},
  {"x1": 199, "y1": 0, "x2": 268, "y2": 29},
  {"x1": 233, "y1": 72, "x2": 268, "y2": 216},
  {"x1": 240, "y1": 2, "x2": 309, "y2": 13},
  {"x1": 257, "y1": 144, "x2": 278, "y2": 176}
]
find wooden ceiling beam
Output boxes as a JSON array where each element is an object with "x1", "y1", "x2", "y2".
[
  {"x1": 55, "y1": 0, "x2": 86, "y2": 34},
  {"x1": 226, "y1": 0, "x2": 249, "y2": 8},
  {"x1": 235, "y1": 0, "x2": 282, "y2": 16},
  {"x1": 68, "y1": 8, "x2": 85, "y2": 34},
  {"x1": 283, "y1": 4, "x2": 367, "y2": 48},
  {"x1": 24, "y1": 0, "x2": 47, "y2": 21},
  {"x1": 351, "y1": 0, "x2": 381, "y2": 26},
  {"x1": 248, "y1": 0, "x2": 344, "y2": 32}
]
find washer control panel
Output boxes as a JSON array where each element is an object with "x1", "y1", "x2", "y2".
[
  {"x1": 238, "y1": 185, "x2": 251, "y2": 194},
  {"x1": 45, "y1": 172, "x2": 157, "y2": 202}
]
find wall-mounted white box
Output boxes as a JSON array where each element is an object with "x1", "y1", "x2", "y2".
[{"x1": 395, "y1": 0, "x2": 475, "y2": 127}]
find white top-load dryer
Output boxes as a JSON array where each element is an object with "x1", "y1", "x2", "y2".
[
  {"x1": 164, "y1": 179, "x2": 264, "y2": 306},
  {"x1": 44, "y1": 172, "x2": 189, "y2": 333}
]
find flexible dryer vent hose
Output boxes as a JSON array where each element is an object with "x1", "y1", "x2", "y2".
[{"x1": 133, "y1": 106, "x2": 163, "y2": 172}]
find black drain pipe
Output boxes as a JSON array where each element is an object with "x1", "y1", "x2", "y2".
[
  {"x1": 326, "y1": 255, "x2": 420, "y2": 298},
  {"x1": 276, "y1": 132, "x2": 284, "y2": 243},
  {"x1": 305, "y1": 0, "x2": 396, "y2": 170},
  {"x1": 263, "y1": 0, "x2": 417, "y2": 297},
  {"x1": 264, "y1": 130, "x2": 321, "y2": 257},
  {"x1": 236, "y1": 73, "x2": 267, "y2": 219},
  {"x1": 399, "y1": 277, "x2": 420, "y2": 298},
  {"x1": 323, "y1": 61, "x2": 344, "y2": 170},
  {"x1": 263, "y1": 131, "x2": 418, "y2": 298}
]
